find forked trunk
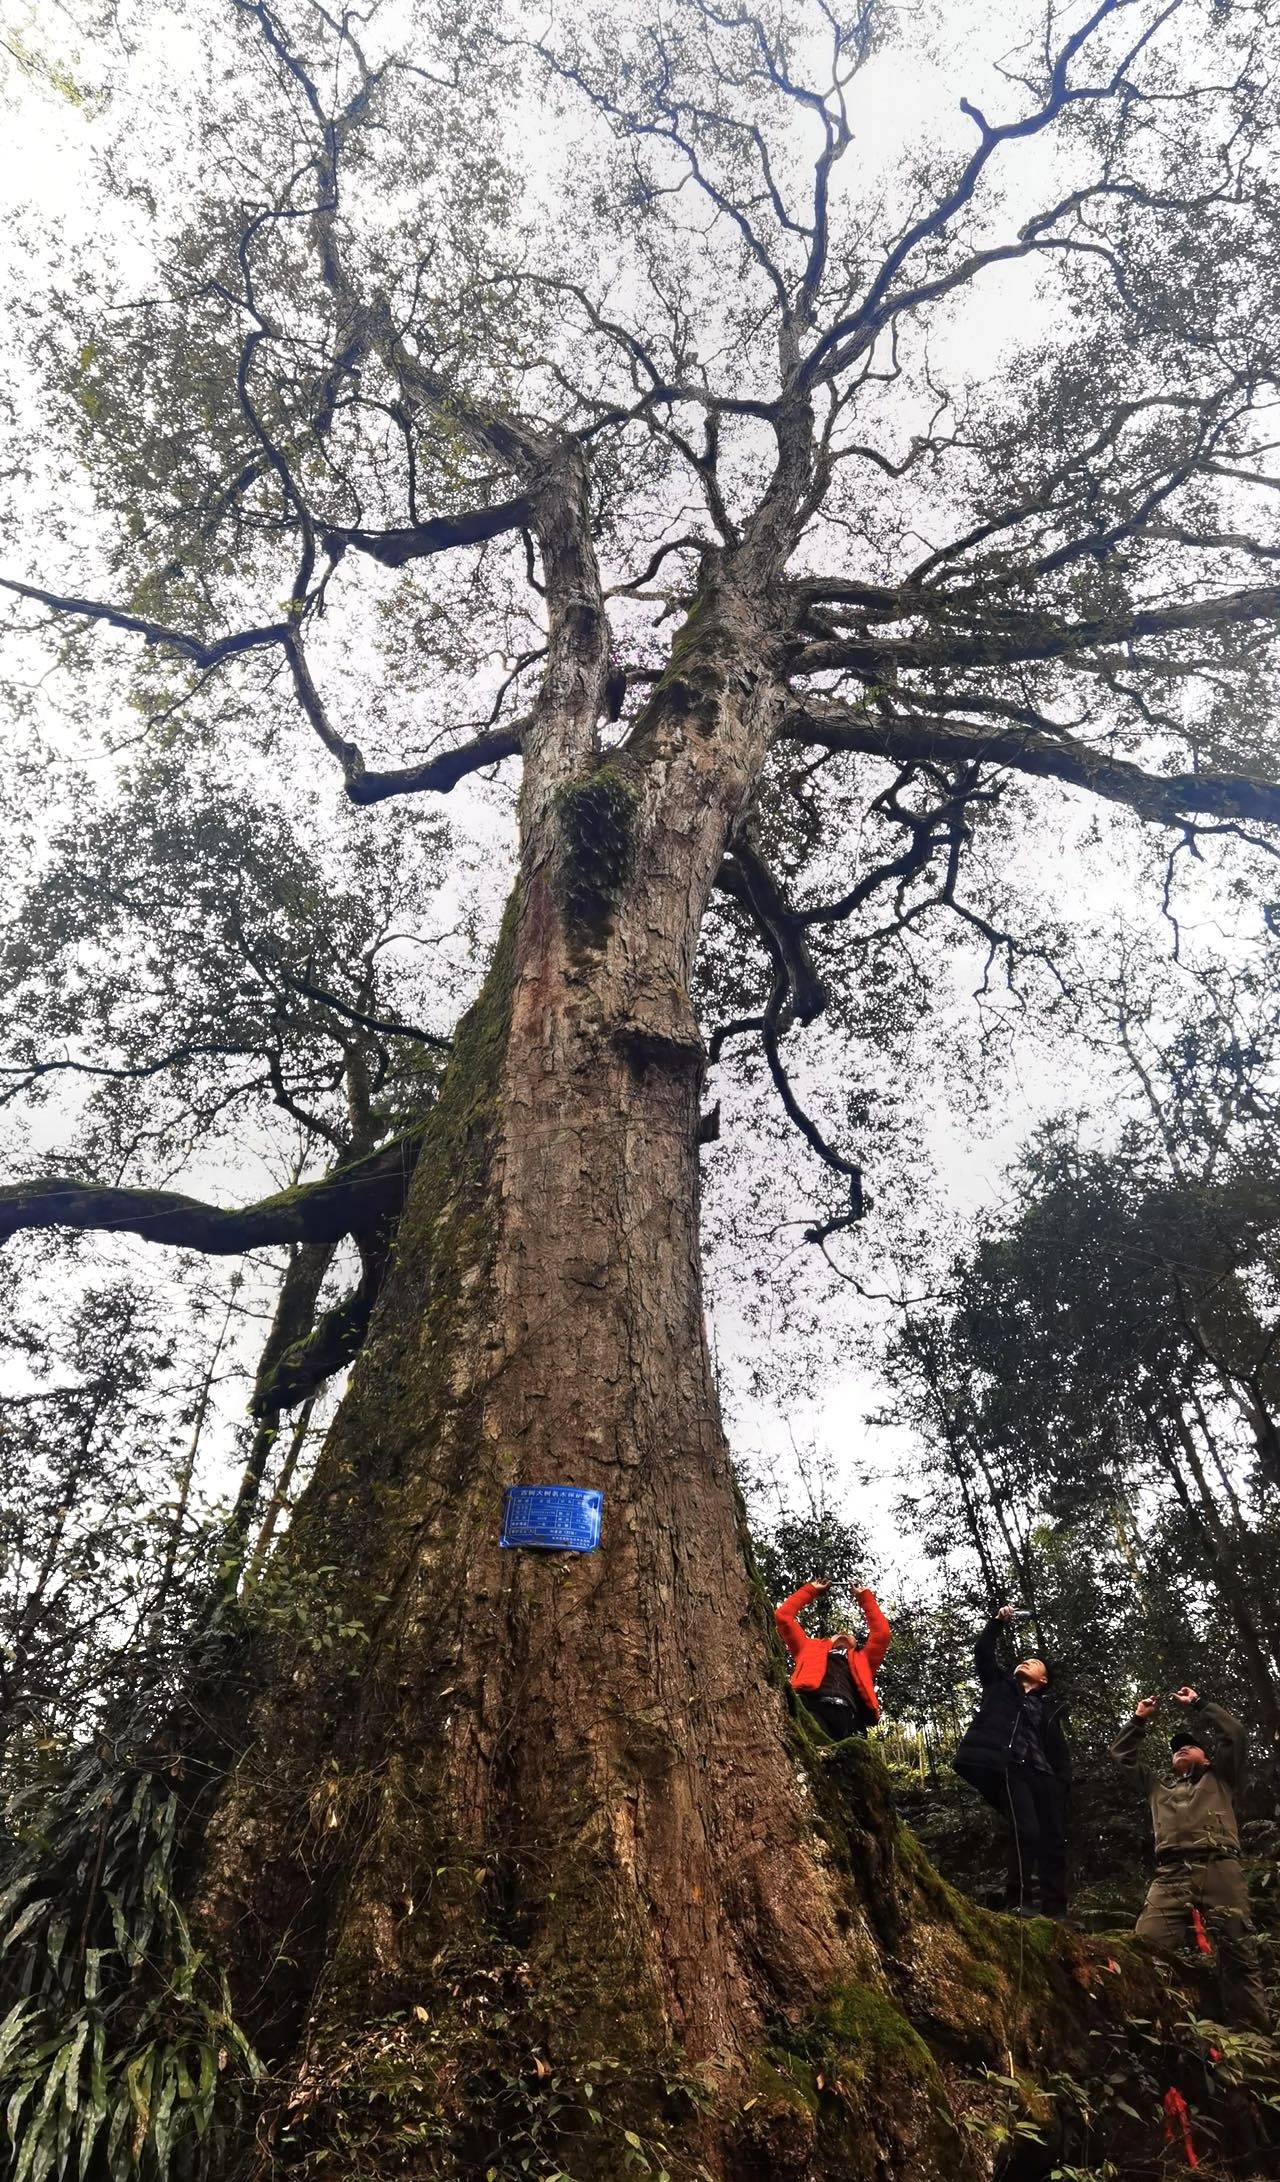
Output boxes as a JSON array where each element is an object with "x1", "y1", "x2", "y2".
[
  {"x1": 189, "y1": 594, "x2": 1189, "y2": 2180},
  {"x1": 195, "y1": 599, "x2": 878, "y2": 2164}
]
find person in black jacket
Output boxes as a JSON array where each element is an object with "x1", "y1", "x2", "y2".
[{"x1": 953, "y1": 1604, "x2": 1071, "y2": 1918}]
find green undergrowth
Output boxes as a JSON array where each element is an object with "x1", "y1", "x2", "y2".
[
  {"x1": 0, "y1": 1749, "x2": 259, "y2": 2182},
  {"x1": 269, "y1": 1937, "x2": 715, "y2": 2182}
]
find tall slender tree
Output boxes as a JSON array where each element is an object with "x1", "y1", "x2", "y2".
[{"x1": 887, "y1": 1118, "x2": 1280, "y2": 1732}]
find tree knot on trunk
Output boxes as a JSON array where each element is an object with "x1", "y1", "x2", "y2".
[{"x1": 610, "y1": 987, "x2": 705, "y2": 1082}]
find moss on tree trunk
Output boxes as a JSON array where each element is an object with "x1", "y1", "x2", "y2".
[
  {"x1": 174, "y1": 606, "x2": 1277, "y2": 2176},
  {"x1": 175, "y1": 869, "x2": 1276, "y2": 2180}
]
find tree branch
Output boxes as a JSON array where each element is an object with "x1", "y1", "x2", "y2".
[
  {"x1": 322, "y1": 493, "x2": 536, "y2": 568},
  {"x1": 0, "y1": 1138, "x2": 416, "y2": 1255},
  {"x1": 346, "y1": 724, "x2": 525, "y2": 804},
  {"x1": 760, "y1": 1003, "x2": 864, "y2": 1242},
  {"x1": 796, "y1": 0, "x2": 1177, "y2": 390},
  {"x1": 250, "y1": 1241, "x2": 386, "y2": 1413},
  {"x1": 790, "y1": 582, "x2": 1280, "y2": 680},
  {"x1": 782, "y1": 701, "x2": 1280, "y2": 831},
  {"x1": 709, "y1": 842, "x2": 863, "y2": 1238},
  {"x1": 264, "y1": 964, "x2": 452, "y2": 1048},
  {"x1": 1, "y1": 573, "x2": 523, "y2": 802},
  {"x1": 716, "y1": 837, "x2": 828, "y2": 1023},
  {"x1": 0, "y1": 576, "x2": 289, "y2": 667}
]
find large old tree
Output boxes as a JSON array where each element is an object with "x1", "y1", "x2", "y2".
[{"x1": 4, "y1": 0, "x2": 1280, "y2": 2173}]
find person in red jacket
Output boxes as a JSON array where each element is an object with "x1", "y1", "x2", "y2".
[{"x1": 775, "y1": 1578, "x2": 892, "y2": 1738}]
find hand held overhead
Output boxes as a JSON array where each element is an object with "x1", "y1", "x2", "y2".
[
  {"x1": 952, "y1": 1607, "x2": 1070, "y2": 1920},
  {"x1": 772, "y1": 1578, "x2": 890, "y2": 1744},
  {"x1": 1109, "y1": 1684, "x2": 1269, "y2": 2032}
]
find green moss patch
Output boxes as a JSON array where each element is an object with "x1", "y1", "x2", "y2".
[
  {"x1": 743, "y1": 1983, "x2": 958, "y2": 2182},
  {"x1": 811, "y1": 1980, "x2": 941, "y2": 2082},
  {"x1": 734, "y1": 2056, "x2": 818, "y2": 2175},
  {"x1": 555, "y1": 765, "x2": 639, "y2": 933}
]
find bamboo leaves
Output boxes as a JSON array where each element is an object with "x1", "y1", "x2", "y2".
[{"x1": 0, "y1": 1755, "x2": 259, "y2": 2182}]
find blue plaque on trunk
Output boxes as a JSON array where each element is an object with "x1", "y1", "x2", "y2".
[{"x1": 500, "y1": 1485, "x2": 603, "y2": 1553}]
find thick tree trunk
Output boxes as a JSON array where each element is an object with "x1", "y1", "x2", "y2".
[
  {"x1": 183, "y1": 586, "x2": 1229, "y2": 2180},
  {"x1": 196, "y1": 592, "x2": 890, "y2": 2168}
]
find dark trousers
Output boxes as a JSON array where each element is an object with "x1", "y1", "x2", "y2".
[
  {"x1": 800, "y1": 1692, "x2": 869, "y2": 1740},
  {"x1": 975, "y1": 1764, "x2": 1068, "y2": 1915}
]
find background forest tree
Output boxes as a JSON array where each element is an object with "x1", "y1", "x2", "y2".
[{"x1": 2, "y1": 0, "x2": 1280, "y2": 2176}]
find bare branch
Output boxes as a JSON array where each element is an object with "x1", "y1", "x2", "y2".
[
  {"x1": 322, "y1": 494, "x2": 536, "y2": 568},
  {"x1": 0, "y1": 576, "x2": 288, "y2": 667},
  {"x1": 760, "y1": 1005, "x2": 864, "y2": 1242},
  {"x1": 716, "y1": 836, "x2": 828, "y2": 1023},
  {"x1": 797, "y1": 0, "x2": 1182, "y2": 390},
  {"x1": 262, "y1": 964, "x2": 452, "y2": 1049}
]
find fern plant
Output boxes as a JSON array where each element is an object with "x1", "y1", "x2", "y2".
[{"x1": 0, "y1": 1749, "x2": 259, "y2": 2182}]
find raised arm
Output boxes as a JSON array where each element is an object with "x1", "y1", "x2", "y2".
[
  {"x1": 1109, "y1": 1694, "x2": 1159, "y2": 1772},
  {"x1": 774, "y1": 1581, "x2": 824, "y2": 1662},
  {"x1": 856, "y1": 1588, "x2": 891, "y2": 1676},
  {"x1": 974, "y1": 1611, "x2": 1007, "y2": 1688},
  {"x1": 1188, "y1": 1696, "x2": 1247, "y2": 1791}
]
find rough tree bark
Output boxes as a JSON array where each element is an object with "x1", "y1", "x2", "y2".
[
  {"x1": 180, "y1": 558, "x2": 1184, "y2": 2182},
  {"x1": 197, "y1": 551, "x2": 876, "y2": 2161}
]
